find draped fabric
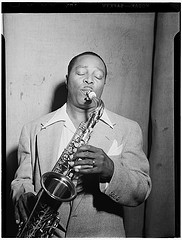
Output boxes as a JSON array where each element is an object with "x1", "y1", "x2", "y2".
[
  {"x1": 123, "y1": 13, "x2": 179, "y2": 237},
  {"x1": 4, "y1": 12, "x2": 179, "y2": 237},
  {"x1": 144, "y1": 13, "x2": 179, "y2": 237}
]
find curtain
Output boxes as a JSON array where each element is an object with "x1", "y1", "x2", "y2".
[
  {"x1": 4, "y1": 12, "x2": 179, "y2": 237},
  {"x1": 123, "y1": 12, "x2": 179, "y2": 237},
  {"x1": 144, "y1": 13, "x2": 179, "y2": 237}
]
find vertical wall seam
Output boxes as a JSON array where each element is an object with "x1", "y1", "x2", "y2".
[
  {"x1": 147, "y1": 12, "x2": 158, "y2": 160},
  {"x1": 142, "y1": 12, "x2": 158, "y2": 237}
]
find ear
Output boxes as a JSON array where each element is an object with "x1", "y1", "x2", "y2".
[{"x1": 65, "y1": 75, "x2": 68, "y2": 87}]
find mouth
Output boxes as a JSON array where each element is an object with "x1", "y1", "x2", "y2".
[
  {"x1": 80, "y1": 88, "x2": 94, "y2": 103},
  {"x1": 80, "y1": 87, "x2": 93, "y2": 96}
]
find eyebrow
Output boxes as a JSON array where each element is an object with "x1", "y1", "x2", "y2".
[
  {"x1": 75, "y1": 65, "x2": 105, "y2": 73},
  {"x1": 76, "y1": 65, "x2": 87, "y2": 69}
]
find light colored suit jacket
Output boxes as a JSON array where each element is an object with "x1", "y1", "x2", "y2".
[{"x1": 11, "y1": 107, "x2": 151, "y2": 237}]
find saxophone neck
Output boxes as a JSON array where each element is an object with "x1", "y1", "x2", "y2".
[
  {"x1": 93, "y1": 97, "x2": 104, "y2": 119},
  {"x1": 85, "y1": 91, "x2": 104, "y2": 125},
  {"x1": 86, "y1": 91, "x2": 104, "y2": 110}
]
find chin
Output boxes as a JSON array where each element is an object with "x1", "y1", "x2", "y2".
[{"x1": 79, "y1": 100, "x2": 94, "y2": 110}]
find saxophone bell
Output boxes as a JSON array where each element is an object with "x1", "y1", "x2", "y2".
[
  {"x1": 41, "y1": 172, "x2": 77, "y2": 202},
  {"x1": 17, "y1": 172, "x2": 77, "y2": 238}
]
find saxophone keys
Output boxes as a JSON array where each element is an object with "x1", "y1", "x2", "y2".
[
  {"x1": 73, "y1": 148, "x2": 77, "y2": 153},
  {"x1": 74, "y1": 142, "x2": 79, "y2": 148}
]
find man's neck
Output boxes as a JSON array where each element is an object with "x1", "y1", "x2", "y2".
[{"x1": 66, "y1": 102, "x2": 94, "y2": 128}]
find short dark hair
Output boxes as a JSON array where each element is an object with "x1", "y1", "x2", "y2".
[{"x1": 67, "y1": 51, "x2": 107, "y2": 77}]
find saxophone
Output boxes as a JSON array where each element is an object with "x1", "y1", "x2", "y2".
[{"x1": 17, "y1": 91, "x2": 104, "y2": 238}]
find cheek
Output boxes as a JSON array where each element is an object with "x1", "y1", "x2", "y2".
[
  {"x1": 95, "y1": 81, "x2": 105, "y2": 93},
  {"x1": 68, "y1": 78, "x2": 80, "y2": 91}
]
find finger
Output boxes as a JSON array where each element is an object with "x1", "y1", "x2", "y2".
[
  {"x1": 73, "y1": 151, "x2": 95, "y2": 160},
  {"x1": 76, "y1": 167, "x2": 98, "y2": 174},
  {"x1": 74, "y1": 159, "x2": 94, "y2": 166},
  {"x1": 15, "y1": 204, "x2": 20, "y2": 224},
  {"x1": 18, "y1": 198, "x2": 28, "y2": 222},
  {"x1": 74, "y1": 165, "x2": 94, "y2": 172},
  {"x1": 27, "y1": 193, "x2": 37, "y2": 212},
  {"x1": 77, "y1": 145, "x2": 99, "y2": 152}
]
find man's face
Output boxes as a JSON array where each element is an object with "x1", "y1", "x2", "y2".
[{"x1": 67, "y1": 54, "x2": 106, "y2": 109}]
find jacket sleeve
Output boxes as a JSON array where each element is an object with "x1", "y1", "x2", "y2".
[
  {"x1": 102, "y1": 122, "x2": 151, "y2": 206},
  {"x1": 11, "y1": 124, "x2": 36, "y2": 203}
]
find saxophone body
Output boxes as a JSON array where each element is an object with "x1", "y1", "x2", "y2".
[{"x1": 17, "y1": 92, "x2": 104, "y2": 238}]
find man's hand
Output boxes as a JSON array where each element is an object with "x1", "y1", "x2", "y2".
[
  {"x1": 72, "y1": 145, "x2": 114, "y2": 182},
  {"x1": 15, "y1": 192, "x2": 36, "y2": 225}
]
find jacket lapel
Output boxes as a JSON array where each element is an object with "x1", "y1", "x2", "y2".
[
  {"x1": 89, "y1": 120, "x2": 116, "y2": 155},
  {"x1": 37, "y1": 121, "x2": 64, "y2": 175}
]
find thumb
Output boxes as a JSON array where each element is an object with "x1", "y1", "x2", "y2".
[{"x1": 15, "y1": 203, "x2": 20, "y2": 224}]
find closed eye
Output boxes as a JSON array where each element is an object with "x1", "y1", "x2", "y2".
[
  {"x1": 94, "y1": 74, "x2": 103, "y2": 80},
  {"x1": 77, "y1": 72, "x2": 85, "y2": 76},
  {"x1": 76, "y1": 68, "x2": 87, "y2": 76},
  {"x1": 94, "y1": 70, "x2": 104, "y2": 80}
]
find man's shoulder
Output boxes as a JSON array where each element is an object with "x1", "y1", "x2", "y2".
[
  {"x1": 105, "y1": 109, "x2": 140, "y2": 129},
  {"x1": 24, "y1": 107, "x2": 62, "y2": 129}
]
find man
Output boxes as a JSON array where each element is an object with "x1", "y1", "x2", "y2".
[{"x1": 11, "y1": 51, "x2": 151, "y2": 237}]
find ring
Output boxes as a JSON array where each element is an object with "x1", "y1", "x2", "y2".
[{"x1": 92, "y1": 160, "x2": 96, "y2": 167}]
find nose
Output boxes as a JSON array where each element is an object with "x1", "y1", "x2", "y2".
[{"x1": 83, "y1": 75, "x2": 94, "y2": 84}]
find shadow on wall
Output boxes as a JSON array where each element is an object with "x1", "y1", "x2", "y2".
[
  {"x1": 4, "y1": 148, "x2": 19, "y2": 237},
  {"x1": 51, "y1": 81, "x2": 68, "y2": 112}
]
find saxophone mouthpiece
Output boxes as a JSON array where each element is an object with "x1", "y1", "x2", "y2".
[
  {"x1": 85, "y1": 91, "x2": 96, "y2": 101},
  {"x1": 88, "y1": 91, "x2": 96, "y2": 100}
]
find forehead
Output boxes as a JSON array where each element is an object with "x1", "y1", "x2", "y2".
[{"x1": 73, "y1": 55, "x2": 106, "y2": 72}]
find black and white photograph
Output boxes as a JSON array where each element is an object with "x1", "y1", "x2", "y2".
[{"x1": 2, "y1": 2, "x2": 180, "y2": 238}]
